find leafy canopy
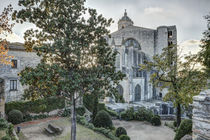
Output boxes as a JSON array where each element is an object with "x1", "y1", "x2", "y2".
[
  {"x1": 140, "y1": 45, "x2": 207, "y2": 107},
  {"x1": 14, "y1": 0, "x2": 124, "y2": 101}
]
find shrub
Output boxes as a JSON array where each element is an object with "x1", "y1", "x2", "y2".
[
  {"x1": 1, "y1": 135, "x2": 11, "y2": 140},
  {"x1": 106, "y1": 109, "x2": 119, "y2": 118},
  {"x1": 115, "y1": 127, "x2": 127, "y2": 137},
  {"x1": 174, "y1": 119, "x2": 192, "y2": 140},
  {"x1": 8, "y1": 110, "x2": 23, "y2": 124},
  {"x1": 76, "y1": 106, "x2": 85, "y2": 116},
  {"x1": 83, "y1": 94, "x2": 94, "y2": 112},
  {"x1": 97, "y1": 103, "x2": 106, "y2": 111},
  {"x1": 5, "y1": 96, "x2": 65, "y2": 114},
  {"x1": 61, "y1": 108, "x2": 71, "y2": 117},
  {"x1": 93, "y1": 110, "x2": 113, "y2": 129},
  {"x1": 119, "y1": 135, "x2": 130, "y2": 140},
  {"x1": 120, "y1": 107, "x2": 134, "y2": 121},
  {"x1": 134, "y1": 107, "x2": 153, "y2": 122},
  {"x1": 151, "y1": 115, "x2": 161, "y2": 126},
  {"x1": 0, "y1": 118, "x2": 8, "y2": 130},
  {"x1": 173, "y1": 120, "x2": 177, "y2": 127}
]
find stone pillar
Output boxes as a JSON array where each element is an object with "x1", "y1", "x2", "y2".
[{"x1": 192, "y1": 89, "x2": 210, "y2": 140}]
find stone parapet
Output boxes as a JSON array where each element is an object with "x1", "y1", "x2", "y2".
[{"x1": 192, "y1": 89, "x2": 210, "y2": 140}]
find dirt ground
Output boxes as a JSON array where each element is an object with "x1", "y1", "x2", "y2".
[{"x1": 113, "y1": 120, "x2": 175, "y2": 140}]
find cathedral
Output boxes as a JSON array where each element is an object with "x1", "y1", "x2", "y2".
[{"x1": 107, "y1": 10, "x2": 177, "y2": 103}]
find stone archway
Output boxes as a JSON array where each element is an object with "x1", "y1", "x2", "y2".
[
  {"x1": 0, "y1": 78, "x2": 5, "y2": 117},
  {"x1": 135, "y1": 84, "x2": 141, "y2": 101}
]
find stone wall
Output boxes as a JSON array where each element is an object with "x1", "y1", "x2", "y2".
[{"x1": 192, "y1": 89, "x2": 210, "y2": 140}]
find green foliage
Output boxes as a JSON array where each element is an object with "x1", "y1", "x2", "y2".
[
  {"x1": 151, "y1": 115, "x2": 161, "y2": 126},
  {"x1": 173, "y1": 120, "x2": 177, "y2": 127},
  {"x1": 106, "y1": 109, "x2": 118, "y2": 117},
  {"x1": 174, "y1": 119, "x2": 192, "y2": 140},
  {"x1": 119, "y1": 135, "x2": 130, "y2": 140},
  {"x1": 120, "y1": 107, "x2": 134, "y2": 121},
  {"x1": 83, "y1": 94, "x2": 94, "y2": 112},
  {"x1": 8, "y1": 110, "x2": 23, "y2": 124},
  {"x1": 140, "y1": 44, "x2": 207, "y2": 126},
  {"x1": 61, "y1": 108, "x2": 71, "y2": 117},
  {"x1": 0, "y1": 118, "x2": 8, "y2": 130},
  {"x1": 97, "y1": 103, "x2": 106, "y2": 112},
  {"x1": 197, "y1": 13, "x2": 210, "y2": 78},
  {"x1": 115, "y1": 127, "x2": 127, "y2": 137},
  {"x1": 134, "y1": 107, "x2": 153, "y2": 122},
  {"x1": 93, "y1": 110, "x2": 113, "y2": 129},
  {"x1": 23, "y1": 114, "x2": 49, "y2": 122},
  {"x1": 5, "y1": 97, "x2": 65, "y2": 114},
  {"x1": 1, "y1": 135, "x2": 11, "y2": 140},
  {"x1": 76, "y1": 106, "x2": 86, "y2": 116},
  {"x1": 77, "y1": 115, "x2": 119, "y2": 140}
]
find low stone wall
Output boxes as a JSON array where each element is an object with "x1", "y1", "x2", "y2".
[{"x1": 192, "y1": 89, "x2": 210, "y2": 140}]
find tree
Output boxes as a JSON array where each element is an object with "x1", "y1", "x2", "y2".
[
  {"x1": 0, "y1": 4, "x2": 14, "y2": 65},
  {"x1": 13, "y1": 0, "x2": 124, "y2": 139},
  {"x1": 198, "y1": 13, "x2": 210, "y2": 79},
  {"x1": 140, "y1": 44, "x2": 207, "y2": 127}
]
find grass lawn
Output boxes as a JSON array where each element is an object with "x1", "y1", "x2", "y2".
[
  {"x1": 0, "y1": 130, "x2": 6, "y2": 139},
  {"x1": 19, "y1": 117, "x2": 110, "y2": 140}
]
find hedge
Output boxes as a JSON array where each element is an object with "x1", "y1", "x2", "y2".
[
  {"x1": 77, "y1": 115, "x2": 119, "y2": 140},
  {"x1": 5, "y1": 96, "x2": 65, "y2": 114}
]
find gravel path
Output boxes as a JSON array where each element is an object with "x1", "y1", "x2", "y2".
[{"x1": 113, "y1": 120, "x2": 175, "y2": 140}]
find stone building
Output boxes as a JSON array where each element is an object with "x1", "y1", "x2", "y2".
[
  {"x1": 193, "y1": 89, "x2": 210, "y2": 140},
  {"x1": 0, "y1": 42, "x2": 40, "y2": 105},
  {"x1": 107, "y1": 10, "x2": 177, "y2": 102}
]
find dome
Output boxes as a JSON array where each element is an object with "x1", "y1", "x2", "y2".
[{"x1": 118, "y1": 10, "x2": 134, "y2": 30}]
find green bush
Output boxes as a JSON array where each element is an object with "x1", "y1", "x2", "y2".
[
  {"x1": 5, "y1": 96, "x2": 65, "y2": 114},
  {"x1": 8, "y1": 110, "x2": 23, "y2": 124},
  {"x1": 0, "y1": 118, "x2": 8, "y2": 130},
  {"x1": 83, "y1": 94, "x2": 94, "y2": 112},
  {"x1": 97, "y1": 103, "x2": 106, "y2": 111},
  {"x1": 134, "y1": 107, "x2": 153, "y2": 122},
  {"x1": 115, "y1": 127, "x2": 127, "y2": 137},
  {"x1": 61, "y1": 108, "x2": 71, "y2": 117},
  {"x1": 77, "y1": 115, "x2": 119, "y2": 140},
  {"x1": 174, "y1": 119, "x2": 192, "y2": 140},
  {"x1": 119, "y1": 135, "x2": 130, "y2": 140},
  {"x1": 151, "y1": 115, "x2": 161, "y2": 126},
  {"x1": 106, "y1": 109, "x2": 119, "y2": 117},
  {"x1": 173, "y1": 120, "x2": 177, "y2": 127},
  {"x1": 7, "y1": 124, "x2": 14, "y2": 137},
  {"x1": 1, "y1": 135, "x2": 11, "y2": 140},
  {"x1": 76, "y1": 106, "x2": 85, "y2": 116},
  {"x1": 120, "y1": 107, "x2": 134, "y2": 121},
  {"x1": 93, "y1": 110, "x2": 113, "y2": 129}
]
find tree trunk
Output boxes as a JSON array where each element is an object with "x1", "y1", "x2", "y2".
[
  {"x1": 176, "y1": 103, "x2": 181, "y2": 127},
  {"x1": 71, "y1": 94, "x2": 76, "y2": 140},
  {"x1": 92, "y1": 93, "x2": 98, "y2": 121}
]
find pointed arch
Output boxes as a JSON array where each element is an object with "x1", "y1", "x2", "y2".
[{"x1": 134, "y1": 84, "x2": 141, "y2": 101}]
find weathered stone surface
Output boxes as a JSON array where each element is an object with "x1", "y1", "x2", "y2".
[
  {"x1": 192, "y1": 89, "x2": 210, "y2": 140},
  {"x1": 181, "y1": 135, "x2": 192, "y2": 140},
  {"x1": 109, "y1": 11, "x2": 177, "y2": 103}
]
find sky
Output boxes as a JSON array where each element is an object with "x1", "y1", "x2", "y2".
[{"x1": 1, "y1": 0, "x2": 210, "y2": 55}]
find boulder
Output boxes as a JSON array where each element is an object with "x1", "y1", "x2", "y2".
[{"x1": 181, "y1": 135, "x2": 192, "y2": 140}]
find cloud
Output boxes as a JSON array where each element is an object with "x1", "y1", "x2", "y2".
[
  {"x1": 144, "y1": 7, "x2": 163, "y2": 15},
  {"x1": 179, "y1": 40, "x2": 201, "y2": 55}
]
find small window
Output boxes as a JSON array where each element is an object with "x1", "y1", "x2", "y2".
[
  {"x1": 168, "y1": 31, "x2": 173, "y2": 38},
  {"x1": 11, "y1": 60, "x2": 17, "y2": 68},
  {"x1": 10, "y1": 80, "x2": 17, "y2": 91},
  {"x1": 168, "y1": 41, "x2": 173, "y2": 46}
]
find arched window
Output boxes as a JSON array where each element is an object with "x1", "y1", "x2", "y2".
[
  {"x1": 124, "y1": 38, "x2": 141, "y2": 49},
  {"x1": 116, "y1": 85, "x2": 123, "y2": 96},
  {"x1": 134, "y1": 84, "x2": 141, "y2": 101}
]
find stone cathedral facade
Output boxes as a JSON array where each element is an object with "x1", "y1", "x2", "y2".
[{"x1": 107, "y1": 11, "x2": 177, "y2": 103}]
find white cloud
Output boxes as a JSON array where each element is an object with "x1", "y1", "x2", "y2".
[
  {"x1": 144, "y1": 7, "x2": 164, "y2": 15},
  {"x1": 179, "y1": 39, "x2": 201, "y2": 56}
]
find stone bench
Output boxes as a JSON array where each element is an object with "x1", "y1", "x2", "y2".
[
  {"x1": 44, "y1": 127, "x2": 54, "y2": 135},
  {"x1": 48, "y1": 124, "x2": 62, "y2": 134}
]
